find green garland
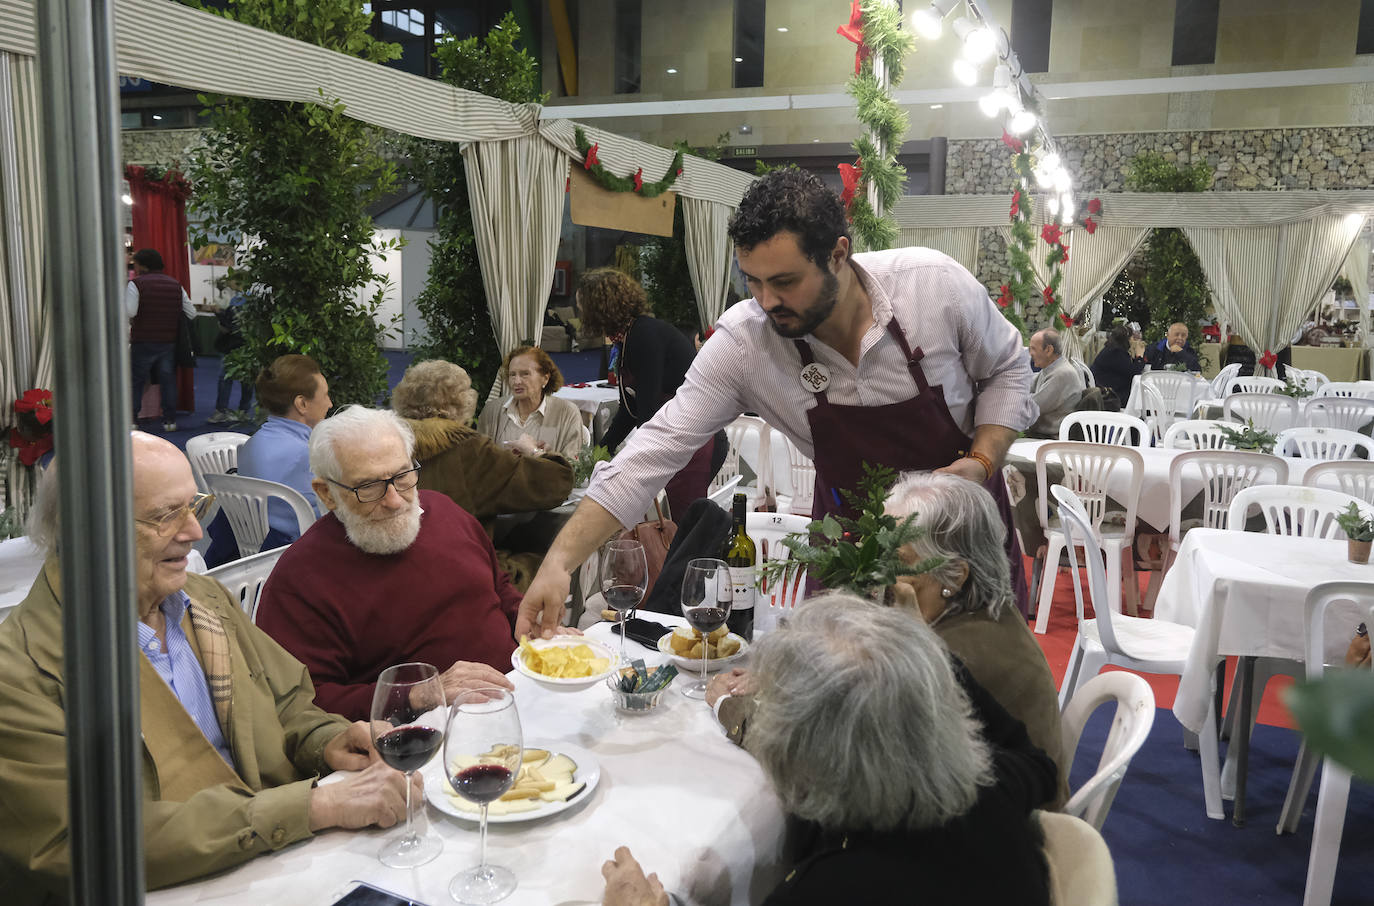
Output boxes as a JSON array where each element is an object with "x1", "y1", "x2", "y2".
[
  {"x1": 574, "y1": 126, "x2": 683, "y2": 198},
  {"x1": 842, "y1": 0, "x2": 914, "y2": 252}
]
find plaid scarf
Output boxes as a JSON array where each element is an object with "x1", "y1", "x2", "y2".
[{"x1": 187, "y1": 599, "x2": 233, "y2": 733}]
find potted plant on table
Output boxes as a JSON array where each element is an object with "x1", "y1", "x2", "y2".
[
  {"x1": 1214, "y1": 419, "x2": 1279, "y2": 454},
  {"x1": 1336, "y1": 502, "x2": 1374, "y2": 564}
]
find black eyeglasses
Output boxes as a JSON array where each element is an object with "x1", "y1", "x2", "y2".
[{"x1": 326, "y1": 463, "x2": 422, "y2": 503}]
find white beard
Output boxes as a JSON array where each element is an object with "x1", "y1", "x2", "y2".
[{"x1": 338, "y1": 500, "x2": 424, "y2": 555}]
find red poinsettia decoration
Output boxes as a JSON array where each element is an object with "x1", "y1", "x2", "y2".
[
  {"x1": 836, "y1": 0, "x2": 869, "y2": 75},
  {"x1": 1087, "y1": 198, "x2": 1102, "y2": 215},
  {"x1": 1042, "y1": 285, "x2": 1056, "y2": 306},
  {"x1": 1059, "y1": 312, "x2": 1075, "y2": 328},
  {"x1": 1001, "y1": 131, "x2": 1024, "y2": 154},
  {"x1": 583, "y1": 143, "x2": 600, "y2": 170},
  {"x1": 997, "y1": 285, "x2": 1014, "y2": 308},
  {"x1": 1259, "y1": 349, "x2": 1278, "y2": 370},
  {"x1": 1082, "y1": 216, "x2": 1097, "y2": 235},
  {"x1": 1040, "y1": 223, "x2": 1064, "y2": 247},
  {"x1": 14, "y1": 389, "x2": 53, "y2": 426},
  {"x1": 633, "y1": 168, "x2": 644, "y2": 192},
  {"x1": 1009, "y1": 190, "x2": 1022, "y2": 219},
  {"x1": 838, "y1": 160, "x2": 863, "y2": 208},
  {"x1": 9, "y1": 388, "x2": 54, "y2": 467}
]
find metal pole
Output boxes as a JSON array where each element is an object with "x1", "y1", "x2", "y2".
[{"x1": 36, "y1": 1, "x2": 145, "y2": 903}]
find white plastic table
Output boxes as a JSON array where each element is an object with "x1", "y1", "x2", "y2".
[{"x1": 146, "y1": 621, "x2": 785, "y2": 906}]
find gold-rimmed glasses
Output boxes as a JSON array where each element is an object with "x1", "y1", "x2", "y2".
[
  {"x1": 325, "y1": 463, "x2": 422, "y2": 503},
  {"x1": 135, "y1": 492, "x2": 215, "y2": 536}
]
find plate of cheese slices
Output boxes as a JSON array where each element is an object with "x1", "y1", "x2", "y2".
[{"x1": 425, "y1": 740, "x2": 600, "y2": 824}]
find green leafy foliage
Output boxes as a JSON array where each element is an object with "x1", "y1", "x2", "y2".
[
  {"x1": 402, "y1": 13, "x2": 547, "y2": 399},
  {"x1": 1125, "y1": 152, "x2": 1215, "y2": 342},
  {"x1": 184, "y1": 0, "x2": 399, "y2": 407},
  {"x1": 1277, "y1": 376, "x2": 1315, "y2": 399},
  {"x1": 1286, "y1": 671, "x2": 1374, "y2": 780},
  {"x1": 757, "y1": 464, "x2": 941, "y2": 594},
  {"x1": 1213, "y1": 419, "x2": 1277, "y2": 454},
  {"x1": 1336, "y1": 501, "x2": 1374, "y2": 542},
  {"x1": 572, "y1": 444, "x2": 611, "y2": 486}
]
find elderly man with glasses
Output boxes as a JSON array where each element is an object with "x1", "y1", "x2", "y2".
[
  {"x1": 0, "y1": 433, "x2": 417, "y2": 900},
  {"x1": 255, "y1": 406, "x2": 519, "y2": 720}
]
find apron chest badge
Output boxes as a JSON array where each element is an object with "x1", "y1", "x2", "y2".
[{"x1": 799, "y1": 362, "x2": 831, "y2": 393}]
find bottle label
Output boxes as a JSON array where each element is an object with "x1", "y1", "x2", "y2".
[{"x1": 730, "y1": 566, "x2": 756, "y2": 611}]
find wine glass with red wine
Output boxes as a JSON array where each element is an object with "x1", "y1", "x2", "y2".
[
  {"x1": 679, "y1": 558, "x2": 734, "y2": 699},
  {"x1": 600, "y1": 538, "x2": 648, "y2": 663},
  {"x1": 443, "y1": 687, "x2": 523, "y2": 905},
  {"x1": 369, "y1": 662, "x2": 446, "y2": 868}
]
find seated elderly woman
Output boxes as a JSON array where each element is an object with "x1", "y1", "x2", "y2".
[
  {"x1": 391, "y1": 360, "x2": 575, "y2": 591},
  {"x1": 476, "y1": 345, "x2": 585, "y2": 461},
  {"x1": 605, "y1": 597, "x2": 1058, "y2": 905}
]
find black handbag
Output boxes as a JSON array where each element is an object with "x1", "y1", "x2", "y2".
[{"x1": 174, "y1": 314, "x2": 195, "y2": 368}]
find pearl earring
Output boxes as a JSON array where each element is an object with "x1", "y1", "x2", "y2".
[{"x1": 941, "y1": 588, "x2": 953, "y2": 599}]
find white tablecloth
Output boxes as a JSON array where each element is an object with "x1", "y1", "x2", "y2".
[
  {"x1": 0, "y1": 537, "x2": 47, "y2": 624},
  {"x1": 554, "y1": 384, "x2": 619, "y2": 418},
  {"x1": 1008, "y1": 439, "x2": 1319, "y2": 531},
  {"x1": 147, "y1": 620, "x2": 785, "y2": 906},
  {"x1": 1155, "y1": 529, "x2": 1374, "y2": 735}
]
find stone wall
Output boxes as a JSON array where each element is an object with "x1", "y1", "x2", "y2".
[{"x1": 121, "y1": 128, "x2": 204, "y2": 168}]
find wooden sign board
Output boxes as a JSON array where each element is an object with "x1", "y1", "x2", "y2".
[{"x1": 569, "y1": 164, "x2": 677, "y2": 237}]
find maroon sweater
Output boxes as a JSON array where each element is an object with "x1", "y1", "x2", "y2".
[{"x1": 255, "y1": 491, "x2": 522, "y2": 719}]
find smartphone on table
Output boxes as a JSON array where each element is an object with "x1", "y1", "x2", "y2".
[{"x1": 329, "y1": 880, "x2": 430, "y2": 906}]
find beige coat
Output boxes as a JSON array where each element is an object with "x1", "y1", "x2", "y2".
[
  {"x1": 0, "y1": 563, "x2": 350, "y2": 902},
  {"x1": 476, "y1": 394, "x2": 586, "y2": 462}
]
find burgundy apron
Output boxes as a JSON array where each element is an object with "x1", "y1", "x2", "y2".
[{"x1": 794, "y1": 319, "x2": 1030, "y2": 616}]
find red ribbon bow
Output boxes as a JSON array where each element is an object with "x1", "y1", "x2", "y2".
[
  {"x1": 1041, "y1": 223, "x2": 1064, "y2": 246},
  {"x1": 633, "y1": 168, "x2": 644, "y2": 192},
  {"x1": 1083, "y1": 216, "x2": 1097, "y2": 235},
  {"x1": 1009, "y1": 189, "x2": 1022, "y2": 219},
  {"x1": 838, "y1": 160, "x2": 863, "y2": 208},
  {"x1": 836, "y1": 0, "x2": 869, "y2": 75},
  {"x1": 1042, "y1": 285, "x2": 1056, "y2": 306},
  {"x1": 1059, "y1": 312, "x2": 1076, "y2": 328},
  {"x1": 1259, "y1": 349, "x2": 1278, "y2": 370},
  {"x1": 997, "y1": 285, "x2": 1013, "y2": 308},
  {"x1": 583, "y1": 143, "x2": 600, "y2": 170},
  {"x1": 1001, "y1": 131, "x2": 1025, "y2": 154}
]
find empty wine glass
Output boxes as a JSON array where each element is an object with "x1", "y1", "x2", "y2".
[
  {"x1": 444, "y1": 688, "x2": 523, "y2": 905},
  {"x1": 679, "y1": 558, "x2": 733, "y2": 699},
  {"x1": 600, "y1": 538, "x2": 648, "y2": 662},
  {"x1": 370, "y1": 662, "x2": 446, "y2": 868}
]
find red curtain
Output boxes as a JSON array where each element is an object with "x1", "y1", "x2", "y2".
[{"x1": 126, "y1": 166, "x2": 195, "y2": 413}]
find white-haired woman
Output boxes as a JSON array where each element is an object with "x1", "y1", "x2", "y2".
[
  {"x1": 604, "y1": 597, "x2": 1057, "y2": 905},
  {"x1": 884, "y1": 470, "x2": 1067, "y2": 807}
]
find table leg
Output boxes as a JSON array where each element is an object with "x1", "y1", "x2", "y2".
[{"x1": 1232, "y1": 656, "x2": 1254, "y2": 827}]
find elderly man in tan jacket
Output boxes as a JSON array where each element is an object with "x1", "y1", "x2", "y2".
[{"x1": 0, "y1": 433, "x2": 418, "y2": 903}]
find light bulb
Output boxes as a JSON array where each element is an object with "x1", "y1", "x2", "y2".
[
  {"x1": 1034, "y1": 165, "x2": 1054, "y2": 188},
  {"x1": 978, "y1": 92, "x2": 1003, "y2": 118},
  {"x1": 992, "y1": 64, "x2": 1011, "y2": 90},
  {"x1": 1047, "y1": 196, "x2": 1060, "y2": 217},
  {"x1": 912, "y1": 8, "x2": 943, "y2": 39},
  {"x1": 952, "y1": 58, "x2": 979, "y2": 85},
  {"x1": 1061, "y1": 196, "x2": 1076, "y2": 223},
  {"x1": 1009, "y1": 108, "x2": 1037, "y2": 136},
  {"x1": 1040, "y1": 152, "x2": 1061, "y2": 173},
  {"x1": 1053, "y1": 168, "x2": 1073, "y2": 192},
  {"x1": 121, "y1": 193, "x2": 133, "y2": 206},
  {"x1": 963, "y1": 26, "x2": 996, "y2": 62}
]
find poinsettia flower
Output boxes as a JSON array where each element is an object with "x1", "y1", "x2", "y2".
[
  {"x1": 9, "y1": 428, "x2": 52, "y2": 467},
  {"x1": 1059, "y1": 312, "x2": 1075, "y2": 328},
  {"x1": 1083, "y1": 216, "x2": 1097, "y2": 235},
  {"x1": 1001, "y1": 131, "x2": 1024, "y2": 154},
  {"x1": 1087, "y1": 198, "x2": 1102, "y2": 215},
  {"x1": 1058, "y1": 248, "x2": 1069, "y2": 264},
  {"x1": 14, "y1": 388, "x2": 53, "y2": 425},
  {"x1": 1042, "y1": 285, "x2": 1055, "y2": 305},
  {"x1": 633, "y1": 168, "x2": 644, "y2": 192},
  {"x1": 1009, "y1": 189, "x2": 1022, "y2": 219},
  {"x1": 584, "y1": 143, "x2": 600, "y2": 170},
  {"x1": 1041, "y1": 223, "x2": 1063, "y2": 246},
  {"x1": 1259, "y1": 349, "x2": 1278, "y2": 370},
  {"x1": 997, "y1": 284, "x2": 1013, "y2": 308},
  {"x1": 838, "y1": 160, "x2": 863, "y2": 207}
]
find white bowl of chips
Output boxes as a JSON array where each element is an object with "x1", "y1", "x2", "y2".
[{"x1": 512, "y1": 636, "x2": 619, "y2": 690}]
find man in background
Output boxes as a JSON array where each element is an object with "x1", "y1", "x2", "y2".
[
  {"x1": 126, "y1": 248, "x2": 196, "y2": 432},
  {"x1": 1026, "y1": 328, "x2": 1083, "y2": 438},
  {"x1": 1146, "y1": 322, "x2": 1201, "y2": 372}
]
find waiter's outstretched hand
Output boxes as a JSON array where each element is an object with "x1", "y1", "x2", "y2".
[
  {"x1": 936, "y1": 457, "x2": 989, "y2": 484},
  {"x1": 516, "y1": 569, "x2": 570, "y2": 640}
]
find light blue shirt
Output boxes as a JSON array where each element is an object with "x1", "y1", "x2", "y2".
[
  {"x1": 136, "y1": 591, "x2": 234, "y2": 766},
  {"x1": 237, "y1": 415, "x2": 320, "y2": 541}
]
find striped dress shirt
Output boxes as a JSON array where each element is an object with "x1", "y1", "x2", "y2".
[
  {"x1": 136, "y1": 591, "x2": 234, "y2": 765},
  {"x1": 587, "y1": 246, "x2": 1037, "y2": 527}
]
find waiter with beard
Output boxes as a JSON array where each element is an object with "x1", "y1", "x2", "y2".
[{"x1": 517, "y1": 167, "x2": 1036, "y2": 638}]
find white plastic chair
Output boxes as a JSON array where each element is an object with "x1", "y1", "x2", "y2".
[
  {"x1": 185, "y1": 431, "x2": 250, "y2": 490},
  {"x1": 1222, "y1": 392, "x2": 1301, "y2": 433},
  {"x1": 1275, "y1": 426, "x2": 1374, "y2": 461},
  {"x1": 1060, "y1": 671, "x2": 1157, "y2": 831},
  {"x1": 1053, "y1": 484, "x2": 1225, "y2": 820},
  {"x1": 205, "y1": 545, "x2": 288, "y2": 622},
  {"x1": 1039, "y1": 811, "x2": 1119, "y2": 906},
  {"x1": 1314, "y1": 380, "x2": 1374, "y2": 401},
  {"x1": 774, "y1": 433, "x2": 815, "y2": 516},
  {"x1": 1143, "y1": 370, "x2": 1206, "y2": 420},
  {"x1": 1303, "y1": 460, "x2": 1374, "y2": 506},
  {"x1": 1209, "y1": 362, "x2": 1242, "y2": 398},
  {"x1": 1059, "y1": 412, "x2": 1149, "y2": 448},
  {"x1": 705, "y1": 474, "x2": 743, "y2": 509},
  {"x1": 724, "y1": 415, "x2": 771, "y2": 503},
  {"x1": 1274, "y1": 582, "x2": 1374, "y2": 906},
  {"x1": 1137, "y1": 382, "x2": 1170, "y2": 446},
  {"x1": 1161, "y1": 419, "x2": 1239, "y2": 451},
  {"x1": 746, "y1": 512, "x2": 811, "y2": 633},
  {"x1": 1226, "y1": 376, "x2": 1284, "y2": 395},
  {"x1": 1287, "y1": 367, "x2": 1329, "y2": 396},
  {"x1": 1227, "y1": 484, "x2": 1370, "y2": 540},
  {"x1": 203, "y1": 473, "x2": 319, "y2": 560},
  {"x1": 1305, "y1": 396, "x2": 1374, "y2": 434},
  {"x1": 1033, "y1": 443, "x2": 1144, "y2": 634},
  {"x1": 1071, "y1": 358, "x2": 1095, "y2": 389}
]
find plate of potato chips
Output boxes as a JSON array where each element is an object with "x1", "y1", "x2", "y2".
[
  {"x1": 426, "y1": 741, "x2": 600, "y2": 824},
  {"x1": 512, "y1": 636, "x2": 619, "y2": 690},
  {"x1": 657, "y1": 625, "x2": 749, "y2": 673}
]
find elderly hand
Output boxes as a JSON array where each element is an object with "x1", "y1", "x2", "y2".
[
  {"x1": 511, "y1": 434, "x2": 543, "y2": 456},
  {"x1": 1129, "y1": 339, "x2": 1147, "y2": 358},
  {"x1": 936, "y1": 457, "x2": 989, "y2": 484},
  {"x1": 888, "y1": 580, "x2": 922, "y2": 618},
  {"x1": 308, "y1": 759, "x2": 418, "y2": 832},
  {"x1": 706, "y1": 668, "x2": 755, "y2": 707},
  {"x1": 516, "y1": 571, "x2": 570, "y2": 640},
  {"x1": 1168, "y1": 341, "x2": 1185, "y2": 353},
  {"x1": 440, "y1": 660, "x2": 515, "y2": 703},
  {"x1": 602, "y1": 846, "x2": 669, "y2": 906},
  {"x1": 322, "y1": 720, "x2": 378, "y2": 772}
]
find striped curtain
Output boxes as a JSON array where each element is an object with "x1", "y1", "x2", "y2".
[
  {"x1": 895, "y1": 227, "x2": 979, "y2": 273},
  {"x1": 0, "y1": 51, "x2": 50, "y2": 519},
  {"x1": 1339, "y1": 219, "x2": 1371, "y2": 340},
  {"x1": 1184, "y1": 214, "x2": 1368, "y2": 375},
  {"x1": 461, "y1": 135, "x2": 568, "y2": 384},
  {"x1": 1059, "y1": 226, "x2": 1149, "y2": 359},
  {"x1": 682, "y1": 198, "x2": 734, "y2": 330}
]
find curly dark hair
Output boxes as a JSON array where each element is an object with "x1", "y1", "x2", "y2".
[
  {"x1": 500, "y1": 345, "x2": 564, "y2": 396},
  {"x1": 577, "y1": 268, "x2": 651, "y2": 337},
  {"x1": 1106, "y1": 325, "x2": 1131, "y2": 351},
  {"x1": 727, "y1": 166, "x2": 850, "y2": 271}
]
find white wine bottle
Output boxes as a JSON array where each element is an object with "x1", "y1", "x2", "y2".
[{"x1": 722, "y1": 493, "x2": 756, "y2": 640}]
